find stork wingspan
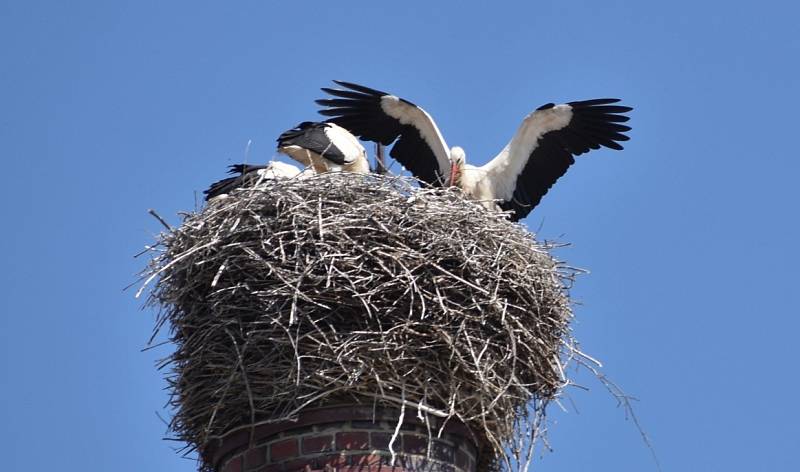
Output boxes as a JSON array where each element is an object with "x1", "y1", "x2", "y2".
[
  {"x1": 317, "y1": 80, "x2": 452, "y2": 186},
  {"x1": 483, "y1": 99, "x2": 632, "y2": 221}
]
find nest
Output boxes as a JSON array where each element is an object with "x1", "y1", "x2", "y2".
[{"x1": 142, "y1": 173, "x2": 578, "y2": 471}]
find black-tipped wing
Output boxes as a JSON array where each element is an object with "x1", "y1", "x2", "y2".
[
  {"x1": 203, "y1": 162, "x2": 303, "y2": 201},
  {"x1": 277, "y1": 121, "x2": 349, "y2": 165},
  {"x1": 484, "y1": 99, "x2": 632, "y2": 221},
  {"x1": 204, "y1": 164, "x2": 267, "y2": 201},
  {"x1": 316, "y1": 80, "x2": 452, "y2": 186}
]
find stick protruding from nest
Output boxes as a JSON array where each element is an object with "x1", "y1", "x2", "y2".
[{"x1": 143, "y1": 173, "x2": 578, "y2": 471}]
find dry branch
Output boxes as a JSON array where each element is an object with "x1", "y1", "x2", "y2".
[{"x1": 141, "y1": 173, "x2": 578, "y2": 471}]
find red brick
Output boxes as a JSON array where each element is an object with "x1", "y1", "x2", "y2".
[
  {"x1": 245, "y1": 446, "x2": 267, "y2": 469},
  {"x1": 270, "y1": 438, "x2": 299, "y2": 462},
  {"x1": 211, "y1": 429, "x2": 251, "y2": 466},
  {"x1": 348, "y1": 453, "x2": 385, "y2": 466},
  {"x1": 302, "y1": 434, "x2": 334, "y2": 454},
  {"x1": 336, "y1": 431, "x2": 370, "y2": 450},
  {"x1": 315, "y1": 453, "x2": 347, "y2": 469},
  {"x1": 208, "y1": 405, "x2": 474, "y2": 468},
  {"x1": 282, "y1": 457, "x2": 315, "y2": 471},
  {"x1": 223, "y1": 455, "x2": 243, "y2": 472}
]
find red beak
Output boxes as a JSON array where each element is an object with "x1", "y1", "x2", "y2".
[{"x1": 448, "y1": 160, "x2": 459, "y2": 186}]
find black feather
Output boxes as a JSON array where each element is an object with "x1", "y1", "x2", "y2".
[
  {"x1": 315, "y1": 98, "x2": 357, "y2": 107},
  {"x1": 320, "y1": 88, "x2": 371, "y2": 100},
  {"x1": 572, "y1": 98, "x2": 621, "y2": 106},
  {"x1": 318, "y1": 81, "x2": 446, "y2": 186},
  {"x1": 276, "y1": 121, "x2": 348, "y2": 164},
  {"x1": 204, "y1": 164, "x2": 267, "y2": 201},
  {"x1": 333, "y1": 80, "x2": 389, "y2": 96},
  {"x1": 499, "y1": 98, "x2": 632, "y2": 221}
]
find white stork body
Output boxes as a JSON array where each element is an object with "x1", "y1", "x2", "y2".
[
  {"x1": 277, "y1": 121, "x2": 369, "y2": 175},
  {"x1": 205, "y1": 121, "x2": 369, "y2": 202},
  {"x1": 317, "y1": 81, "x2": 632, "y2": 221},
  {"x1": 204, "y1": 161, "x2": 310, "y2": 201}
]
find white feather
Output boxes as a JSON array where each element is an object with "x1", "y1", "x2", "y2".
[
  {"x1": 380, "y1": 95, "x2": 453, "y2": 178},
  {"x1": 279, "y1": 123, "x2": 369, "y2": 174},
  {"x1": 323, "y1": 123, "x2": 367, "y2": 165},
  {"x1": 257, "y1": 161, "x2": 307, "y2": 179},
  {"x1": 481, "y1": 105, "x2": 574, "y2": 201}
]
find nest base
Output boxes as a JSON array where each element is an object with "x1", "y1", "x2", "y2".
[{"x1": 144, "y1": 174, "x2": 577, "y2": 472}]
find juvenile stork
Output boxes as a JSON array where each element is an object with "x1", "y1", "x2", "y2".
[
  {"x1": 317, "y1": 81, "x2": 632, "y2": 222},
  {"x1": 277, "y1": 121, "x2": 370, "y2": 174},
  {"x1": 204, "y1": 120, "x2": 370, "y2": 201},
  {"x1": 204, "y1": 161, "x2": 307, "y2": 201}
]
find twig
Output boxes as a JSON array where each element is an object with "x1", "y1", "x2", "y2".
[
  {"x1": 148, "y1": 208, "x2": 173, "y2": 231},
  {"x1": 139, "y1": 173, "x2": 582, "y2": 472}
]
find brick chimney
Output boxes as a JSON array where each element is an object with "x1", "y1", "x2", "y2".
[{"x1": 204, "y1": 405, "x2": 480, "y2": 472}]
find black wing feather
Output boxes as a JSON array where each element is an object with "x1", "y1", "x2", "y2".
[
  {"x1": 499, "y1": 99, "x2": 632, "y2": 221},
  {"x1": 276, "y1": 121, "x2": 348, "y2": 165},
  {"x1": 317, "y1": 81, "x2": 447, "y2": 186},
  {"x1": 204, "y1": 164, "x2": 267, "y2": 201}
]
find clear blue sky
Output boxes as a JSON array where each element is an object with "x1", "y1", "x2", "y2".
[{"x1": 1, "y1": 1, "x2": 798, "y2": 470}]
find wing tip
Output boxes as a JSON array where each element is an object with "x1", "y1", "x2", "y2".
[{"x1": 330, "y1": 80, "x2": 386, "y2": 97}]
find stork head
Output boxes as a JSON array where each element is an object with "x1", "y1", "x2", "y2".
[{"x1": 448, "y1": 146, "x2": 466, "y2": 186}]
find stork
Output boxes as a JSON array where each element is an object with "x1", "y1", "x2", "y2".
[
  {"x1": 317, "y1": 81, "x2": 632, "y2": 222},
  {"x1": 204, "y1": 161, "x2": 307, "y2": 201},
  {"x1": 205, "y1": 120, "x2": 371, "y2": 201},
  {"x1": 277, "y1": 121, "x2": 370, "y2": 175}
]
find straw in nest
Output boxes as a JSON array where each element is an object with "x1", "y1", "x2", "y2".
[{"x1": 141, "y1": 172, "x2": 579, "y2": 471}]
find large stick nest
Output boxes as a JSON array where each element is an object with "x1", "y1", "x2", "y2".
[{"x1": 142, "y1": 173, "x2": 577, "y2": 471}]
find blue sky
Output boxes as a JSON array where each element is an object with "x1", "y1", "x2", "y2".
[{"x1": 1, "y1": 1, "x2": 798, "y2": 470}]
